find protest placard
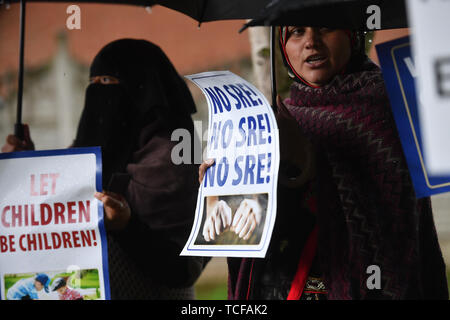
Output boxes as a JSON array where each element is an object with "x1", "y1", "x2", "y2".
[
  {"x1": 0, "y1": 147, "x2": 110, "y2": 300},
  {"x1": 181, "y1": 71, "x2": 279, "y2": 258},
  {"x1": 406, "y1": 0, "x2": 450, "y2": 175},
  {"x1": 376, "y1": 36, "x2": 450, "y2": 198}
]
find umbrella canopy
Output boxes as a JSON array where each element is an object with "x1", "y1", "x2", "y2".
[
  {"x1": 243, "y1": 0, "x2": 408, "y2": 31},
  {"x1": 157, "y1": 0, "x2": 271, "y2": 24},
  {"x1": 9, "y1": 0, "x2": 152, "y2": 4},
  {"x1": 8, "y1": 0, "x2": 271, "y2": 23}
]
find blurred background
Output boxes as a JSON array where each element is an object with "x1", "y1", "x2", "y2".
[{"x1": 0, "y1": 3, "x2": 449, "y2": 299}]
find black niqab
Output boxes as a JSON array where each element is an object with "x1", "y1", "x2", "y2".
[{"x1": 72, "y1": 39, "x2": 197, "y2": 187}]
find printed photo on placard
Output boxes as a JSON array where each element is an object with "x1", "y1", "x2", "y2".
[
  {"x1": 4, "y1": 268, "x2": 100, "y2": 300},
  {"x1": 195, "y1": 193, "x2": 268, "y2": 246}
]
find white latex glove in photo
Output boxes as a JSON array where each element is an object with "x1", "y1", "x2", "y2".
[
  {"x1": 231, "y1": 199, "x2": 262, "y2": 240},
  {"x1": 202, "y1": 200, "x2": 232, "y2": 242}
]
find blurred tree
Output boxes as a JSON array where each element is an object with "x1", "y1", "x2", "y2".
[{"x1": 247, "y1": 25, "x2": 271, "y2": 101}]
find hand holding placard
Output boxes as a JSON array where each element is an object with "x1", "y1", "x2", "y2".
[{"x1": 94, "y1": 191, "x2": 130, "y2": 231}]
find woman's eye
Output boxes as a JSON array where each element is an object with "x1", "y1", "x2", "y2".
[
  {"x1": 291, "y1": 27, "x2": 304, "y2": 35},
  {"x1": 101, "y1": 77, "x2": 111, "y2": 84}
]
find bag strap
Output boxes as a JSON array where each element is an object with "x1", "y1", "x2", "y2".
[{"x1": 287, "y1": 225, "x2": 318, "y2": 300}]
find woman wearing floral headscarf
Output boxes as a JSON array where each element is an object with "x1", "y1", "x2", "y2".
[{"x1": 200, "y1": 27, "x2": 448, "y2": 300}]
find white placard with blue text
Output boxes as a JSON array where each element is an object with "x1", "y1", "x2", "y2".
[{"x1": 181, "y1": 71, "x2": 279, "y2": 258}]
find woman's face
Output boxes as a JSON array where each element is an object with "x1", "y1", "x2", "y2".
[{"x1": 285, "y1": 27, "x2": 351, "y2": 86}]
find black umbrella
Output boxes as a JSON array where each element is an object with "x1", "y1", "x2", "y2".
[
  {"x1": 243, "y1": 0, "x2": 408, "y2": 31},
  {"x1": 16, "y1": 0, "x2": 271, "y2": 23},
  {"x1": 157, "y1": 0, "x2": 271, "y2": 25},
  {"x1": 6, "y1": 0, "x2": 271, "y2": 138}
]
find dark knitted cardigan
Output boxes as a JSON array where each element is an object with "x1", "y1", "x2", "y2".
[
  {"x1": 107, "y1": 121, "x2": 206, "y2": 299},
  {"x1": 228, "y1": 61, "x2": 448, "y2": 300}
]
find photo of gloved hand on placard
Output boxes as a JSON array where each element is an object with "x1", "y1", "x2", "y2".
[{"x1": 196, "y1": 193, "x2": 268, "y2": 245}]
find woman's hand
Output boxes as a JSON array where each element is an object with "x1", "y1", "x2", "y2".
[
  {"x1": 198, "y1": 158, "x2": 215, "y2": 183},
  {"x1": 94, "y1": 191, "x2": 131, "y2": 231},
  {"x1": 231, "y1": 199, "x2": 262, "y2": 240},
  {"x1": 202, "y1": 199, "x2": 232, "y2": 242},
  {"x1": 1, "y1": 124, "x2": 35, "y2": 153}
]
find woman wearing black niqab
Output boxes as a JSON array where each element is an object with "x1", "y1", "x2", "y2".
[
  {"x1": 73, "y1": 38, "x2": 197, "y2": 189},
  {"x1": 76, "y1": 39, "x2": 205, "y2": 299},
  {"x1": 3, "y1": 39, "x2": 206, "y2": 299}
]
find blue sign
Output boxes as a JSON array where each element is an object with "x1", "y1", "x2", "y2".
[{"x1": 376, "y1": 36, "x2": 450, "y2": 198}]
